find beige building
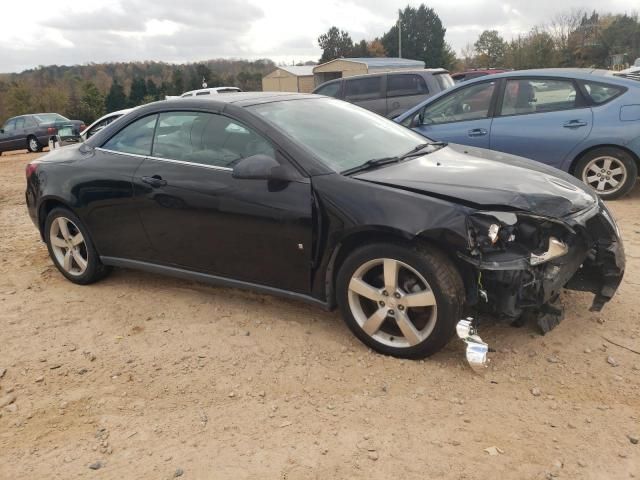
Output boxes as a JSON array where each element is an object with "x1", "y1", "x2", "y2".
[
  {"x1": 262, "y1": 66, "x2": 315, "y2": 93},
  {"x1": 313, "y1": 57, "x2": 425, "y2": 86}
]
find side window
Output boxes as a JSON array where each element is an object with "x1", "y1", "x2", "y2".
[
  {"x1": 151, "y1": 111, "x2": 275, "y2": 168},
  {"x1": 102, "y1": 115, "x2": 157, "y2": 155},
  {"x1": 345, "y1": 77, "x2": 382, "y2": 101},
  {"x1": 501, "y1": 78, "x2": 578, "y2": 116},
  {"x1": 315, "y1": 82, "x2": 341, "y2": 98},
  {"x1": 581, "y1": 81, "x2": 624, "y2": 105},
  {"x1": 24, "y1": 117, "x2": 37, "y2": 128},
  {"x1": 387, "y1": 74, "x2": 428, "y2": 97},
  {"x1": 422, "y1": 81, "x2": 495, "y2": 125},
  {"x1": 196, "y1": 91, "x2": 210, "y2": 96},
  {"x1": 15, "y1": 118, "x2": 25, "y2": 129},
  {"x1": 3, "y1": 119, "x2": 16, "y2": 132}
]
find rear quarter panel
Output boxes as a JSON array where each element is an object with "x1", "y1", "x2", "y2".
[{"x1": 560, "y1": 91, "x2": 640, "y2": 171}]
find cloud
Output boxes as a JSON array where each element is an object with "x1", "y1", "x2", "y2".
[{"x1": 1, "y1": 0, "x2": 638, "y2": 73}]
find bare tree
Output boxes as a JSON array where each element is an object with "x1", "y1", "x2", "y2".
[{"x1": 547, "y1": 8, "x2": 586, "y2": 50}]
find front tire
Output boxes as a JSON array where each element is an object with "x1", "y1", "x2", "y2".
[
  {"x1": 44, "y1": 208, "x2": 110, "y2": 285},
  {"x1": 336, "y1": 242, "x2": 465, "y2": 359},
  {"x1": 574, "y1": 147, "x2": 637, "y2": 199},
  {"x1": 27, "y1": 135, "x2": 42, "y2": 153}
]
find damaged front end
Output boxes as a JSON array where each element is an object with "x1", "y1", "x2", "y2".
[{"x1": 459, "y1": 200, "x2": 625, "y2": 334}]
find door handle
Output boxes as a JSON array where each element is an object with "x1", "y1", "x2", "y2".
[
  {"x1": 141, "y1": 175, "x2": 167, "y2": 187},
  {"x1": 563, "y1": 120, "x2": 588, "y2": 128},
  {"x1": 468, "y1": 128, "x2": 488, "y2": 137}
]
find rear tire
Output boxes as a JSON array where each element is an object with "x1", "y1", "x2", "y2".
[
  {"x1": 336, "y1": 242, "x2": 465, "y2": 359},
  {"x1": 44, "y1": 207, "x2": 111, "y2": 285},
  {"x1": 27, "y1": 135, "x2": 42, "y2": 153},
  {"x1": 574, "y1": 147, "x2": 637, "y2": 200}
]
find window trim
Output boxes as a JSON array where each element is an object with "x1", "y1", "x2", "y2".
[
  {"x1": 495, "y1": 76, "x2": 590, "y2": 119},
  {"x1": 96, "y1": 147, "x2": 234, "y2": 172},
  {"x1": 386, "y1": 73, "x2": 429, "y2": 98},
  {"x1": 419, "y1": 79, "x2": 500, "y2": 126}
]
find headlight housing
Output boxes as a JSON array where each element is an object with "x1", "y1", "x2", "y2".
[{"x1": 467, "y1": 211, "x2": 572, "y2": 266}]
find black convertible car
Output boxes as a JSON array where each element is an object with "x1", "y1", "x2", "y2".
[{"x1": 25, "y1": 93, "x2": 624, "y2": 367}]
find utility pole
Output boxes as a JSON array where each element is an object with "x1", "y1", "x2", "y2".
[{"x1": 398, "y1": 11, "x2": 402, "y2": 58}]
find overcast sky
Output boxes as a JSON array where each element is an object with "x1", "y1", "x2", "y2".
[{"x1": 0, "y1": 0, "x2": 638, "y2": 73}]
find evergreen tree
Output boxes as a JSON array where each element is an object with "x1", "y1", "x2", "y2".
[
  {"x1": 105, "y1": 81, "x2": 127, "y2": 112},
  {"x1": 79, "y1": 82, "x2": 105, "y2": 123},
  {"x1": 128, "y1": 77, "x2": 147, "y2": 106},
  {"x1": 146, "y1": 79, "x2": 159, "y2": 100},
  {"x1": 381, "y1": 5, "x2": 450, "y2": 68},
  {"x1": 318, "y1": 27, "x2": 354, "y2": 62}
]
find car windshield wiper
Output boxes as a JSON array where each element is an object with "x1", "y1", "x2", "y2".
[{"x1": 341, "y1": 141, "x2": 448, "y2": 176}]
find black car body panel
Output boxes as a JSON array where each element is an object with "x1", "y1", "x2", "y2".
[
  {"x1": 26, "y1": 94, "x2": 624, "y2": 336},
  {"x1": 354, "y1": 144, "x2": 596, "y2": 217}
]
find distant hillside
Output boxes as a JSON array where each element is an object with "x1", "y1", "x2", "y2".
[{"x1": 0, "y1": 58, "x2": 276, "y2": 124}]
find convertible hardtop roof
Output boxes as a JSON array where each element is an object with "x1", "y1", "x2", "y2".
[{"x1": 164, "y1": 91, "x2": 319, "y2": 108}]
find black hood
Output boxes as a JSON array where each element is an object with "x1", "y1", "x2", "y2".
[{"x1": 354, "y1": 144, "x2": 596, "y2": 217}]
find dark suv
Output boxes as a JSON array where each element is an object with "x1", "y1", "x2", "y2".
[
  {"x1": 0, "y1": 113, "x2": 85, "y2": 154},
  {"x1": 313, "y1": 69, "x2": 454, "y2": 118}
]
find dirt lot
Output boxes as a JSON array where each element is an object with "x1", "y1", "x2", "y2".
[{"x1": 0, "y1": 150, "x2": 639, "y2": 479}]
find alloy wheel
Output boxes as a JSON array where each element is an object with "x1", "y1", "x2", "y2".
[
  {"x1": 582, "y1": 156, "x2": 627, "y2": 195},
  {"x1": 29, "y1": 138, "x2": 39, "y2": 152},
  {"x1": 347, "y1": 258, "x2": 438, "y2": 348},
  {"x1": 49, "y1": 217, "x2": 88, "y2": 276}
]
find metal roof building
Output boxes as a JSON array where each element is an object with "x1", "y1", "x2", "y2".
[
  {"x1": 262, "y1": 66, "x2": 315, "y2": 93},
  {"x1": 313, "y1": 57, "x2": 425, "y2": 85}
]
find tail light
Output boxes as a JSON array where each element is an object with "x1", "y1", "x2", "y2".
[
  {"x1": 26, "y1": 162, "x2": 39, "y2": 180},
  {"x1": 47, "y1": 127, "x2": 57, "y2": 135}
]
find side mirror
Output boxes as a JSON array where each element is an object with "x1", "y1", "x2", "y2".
[
  {"x1": 232, "y1": 154, "x2": 297, "y2": 181},
  {"x1": 0, "y1": 129, "x2": 4, "y2": 134}
]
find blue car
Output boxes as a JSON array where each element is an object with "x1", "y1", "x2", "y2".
[{"x1": 396, "y1": 69, "x2": 640, "y2": 199}]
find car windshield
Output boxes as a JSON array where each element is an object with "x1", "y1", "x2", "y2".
[
  {"x1": 248, "y1": 98, "x2": 431, "y2": 172},
  {"x1": 34, "y1": 113, "x2": 69, "y2": 123}
]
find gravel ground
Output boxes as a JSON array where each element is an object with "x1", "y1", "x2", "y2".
[{"x1": 1, "y1": 150, "x2": 639, "y2": 479}]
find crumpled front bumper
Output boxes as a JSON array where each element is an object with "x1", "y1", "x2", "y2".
[
  {"x1": 460, "y1": 200, "x2": 624, "y2": 332},
  {"x1": 564, "y1": 200, "x2": 625, "y2": 311}
]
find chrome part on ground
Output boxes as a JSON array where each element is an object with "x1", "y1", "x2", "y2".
[
  {"x1": 530, "y1": 236, "x2": 568, "y2": 266},
  {"x1": 348, "y1": 258, "x2": 438, "y2": 348},
  {"x1": 456, "y1": 318, "x2": 489, "y2": 373}
]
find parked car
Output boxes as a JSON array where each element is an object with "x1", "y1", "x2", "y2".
[
  {"x1": 396, "y1": 68, "x2": 640, "y2": 199},
  {"x1": 0, "y1": 113, "x2": 85, "y2": 154},
  {"x1": 80, "y1": 109, "x2": 133, "y2": 142},
  {"x1": 180, "y1": 87, "x2": 242, "y2": 97},
  {"x1": 313, "y1": 69, "x2": 454, "y2": 118},
  {"x1": 25, "y1": 93, "x2": 623, "y2": 366},
  {"x1": 451, "y1": 68, "x2": 509, "y2": 83}
]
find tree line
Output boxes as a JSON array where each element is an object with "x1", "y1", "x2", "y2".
[
  {"x1": 464, "y1": 11, "x2": 640, "y2": 71},
  {"x1": 317, "y1": 6, "x2": 640, "y2": 71},
  {"x1": 0, "y1": 59, "x2": 274, "y2": 124}
]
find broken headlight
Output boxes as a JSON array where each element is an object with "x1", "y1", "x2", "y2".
[{"x1": 467, "y1": 211, "x2": 571, "y2": 266}]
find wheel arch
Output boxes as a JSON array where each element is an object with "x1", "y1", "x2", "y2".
[
  {"x1": 37, "y1": 197, "x2": 75, "y2": 240},
  {"x1": 323, "y1": 226, "x2": 468, "y2": 308},
  {"x1": 568, "y1": 144, "x2": 640, "y2": 175}
]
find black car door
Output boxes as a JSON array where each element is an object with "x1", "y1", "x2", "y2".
[
  {"x1": 85, "y1": 114, "x2": 158, "y2": 261},
  {"x1": 132, "y1": 111, "x2": 313, "y2": 294}
]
